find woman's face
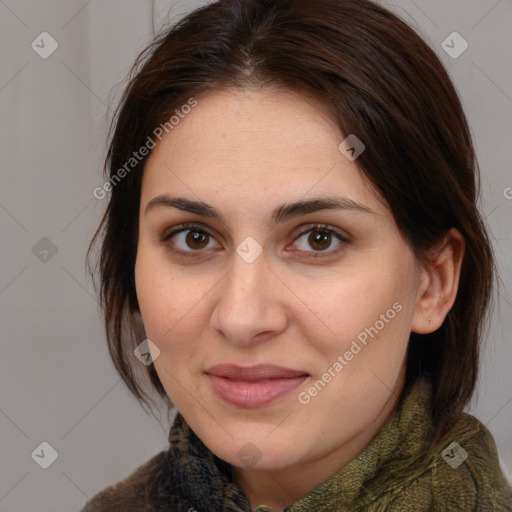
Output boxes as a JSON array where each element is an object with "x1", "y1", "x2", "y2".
[{"x1": 135, "y1": 87, "x2": 427, "y2": 476}]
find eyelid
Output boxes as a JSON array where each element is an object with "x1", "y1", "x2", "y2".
[
  {"x1": 160, "y1": 222, "x2": 214, "y2": 242},
  {"x1": 293, "y1": 223, "x2": 349, "y2": 241}
]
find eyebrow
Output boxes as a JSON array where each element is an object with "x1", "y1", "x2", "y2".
[{"x1": 144, "y1": 194, "x2": 376, "y2": 227}]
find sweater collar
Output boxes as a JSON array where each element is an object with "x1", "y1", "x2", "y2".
[{"x1": 167, "y1": 410, "x2": 251, "y2": 510}]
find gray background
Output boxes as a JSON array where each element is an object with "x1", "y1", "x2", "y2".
[{"x1": 0, "y1": 0, "x2": 510, "y2": 510}]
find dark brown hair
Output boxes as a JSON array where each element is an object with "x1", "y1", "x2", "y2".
[{"x1": 87, "y1": 0, "x2": 497, "y2": 443}]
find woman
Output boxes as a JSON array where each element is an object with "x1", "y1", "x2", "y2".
[{"x1": 82, "y1": 0, "x2": 512, "y2": 510}]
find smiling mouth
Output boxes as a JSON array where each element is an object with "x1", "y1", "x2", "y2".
[{"x1": 205, "y1": 374, "x2": 309, "y2": 407}]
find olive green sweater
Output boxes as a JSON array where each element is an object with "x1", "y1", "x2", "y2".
[{"x1": 81, "y1": 377, "x2": 512, "y2": 511}]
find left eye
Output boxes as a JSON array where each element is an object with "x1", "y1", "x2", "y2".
[
  {"x1": 291, "y1": 225, "x2": 347, "y2": 255},
  {"x1": 164, "y1": 226, "x2": 220, "y2": 253}
]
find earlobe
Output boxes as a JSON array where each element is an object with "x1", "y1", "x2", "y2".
[{"x1": 411, "y1": 228, "x2": 465, "y2": 334}]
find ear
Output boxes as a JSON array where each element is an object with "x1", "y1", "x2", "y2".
[{"x1": 411, "y1": 228, "x2": 465, "y2": 334}]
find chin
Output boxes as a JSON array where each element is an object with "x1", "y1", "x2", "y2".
[{"x1": 208, "y1": 433, "x2": 301, "y2": 471}]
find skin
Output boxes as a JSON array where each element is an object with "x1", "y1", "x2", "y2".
[{"x1": 135, "y1": 86, "x2": 465, "y2": 511}]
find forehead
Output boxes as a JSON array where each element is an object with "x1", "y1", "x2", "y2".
[{"x1": 141, "y1": 86, "x2": 384, "y2": 216}]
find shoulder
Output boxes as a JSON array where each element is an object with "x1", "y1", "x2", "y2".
[
  {"x1": 79, "y1": 449, "x2": 191, "y2": 512},
  {"x1": 428, "y1": 413, "x2": 512, "y2": 511}
]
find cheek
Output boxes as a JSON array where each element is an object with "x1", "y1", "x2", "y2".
[
  {"x1": 300, "y1": 262, "x2": 415, "y2": 389},
  {"x1": 307, "y1": 272, "x2": 403, "y2": 347},
  {"x1": 134, "y1": 249, "x2": 214, "y2": 351}
]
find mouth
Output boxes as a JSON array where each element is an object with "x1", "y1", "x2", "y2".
[{"x1": 205, "y1": 364, "x2": 309, "y2": 407}]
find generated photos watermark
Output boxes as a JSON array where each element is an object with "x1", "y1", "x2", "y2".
[
  {"x1": 93, "y1": 97, "x2": 198, "y2": 200},
  {"x1": 441, "y1": 441, "x2": 468, "y2": 469},
  {"x1": 298, "y1": 301, "x2": 403, "y2": 405}
]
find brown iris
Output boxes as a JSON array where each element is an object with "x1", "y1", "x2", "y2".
[
  {"x1": 308, "y1": 230, "x2": 331, "y2": 251},
  {"x1": 186, "y1": 230, "x2": 209, "y2": 250}
]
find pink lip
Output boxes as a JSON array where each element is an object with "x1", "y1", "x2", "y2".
[{"x1": 205, "y1": 364, "x2": 309, "y2": 407}]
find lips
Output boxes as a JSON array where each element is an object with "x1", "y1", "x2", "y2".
[{"x1": 205, "y1": 364, "x2": 309, "y2": 407}]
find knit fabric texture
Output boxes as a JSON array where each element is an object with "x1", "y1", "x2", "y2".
[{"x1": 80, "y1": 377, "x2": 512, "y2": 511}]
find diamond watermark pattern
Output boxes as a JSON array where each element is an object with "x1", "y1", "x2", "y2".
[
  {"x1": 441, "y1": 32, "x2": 468, "y2": 59},
  {"x1": 31, "y1": 442, "x2": 58, "y2": 469},
  {"x1": 32, "y1": 237, "x2": 58, "y2": 263},
  {"x1": 442, "y1": 441, "x2": 468, "y2": 469},
  {"x1": 237, "y1": 442, "x2": 263, "y2": 467},
  {"x1": 134, "y1": 339, "x2": 161, "y2": 366},
  {"x1": 31, "y1": 32, "x2": 59, "y2": 59},
  {"x1": 338, "y1": 134, "x2": 365, "y2": 161},
  {"x1": 236, "y1": 236, "x2": 263, "y2": 263}
]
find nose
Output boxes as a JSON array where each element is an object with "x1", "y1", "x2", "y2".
[{"x1": 210, "y1": 250, "x2": 288, "y2": 347}]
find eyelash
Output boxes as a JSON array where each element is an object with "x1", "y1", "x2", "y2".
[{"x1": 160, "y1": 222, "x2": 350, "y2": 259}]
